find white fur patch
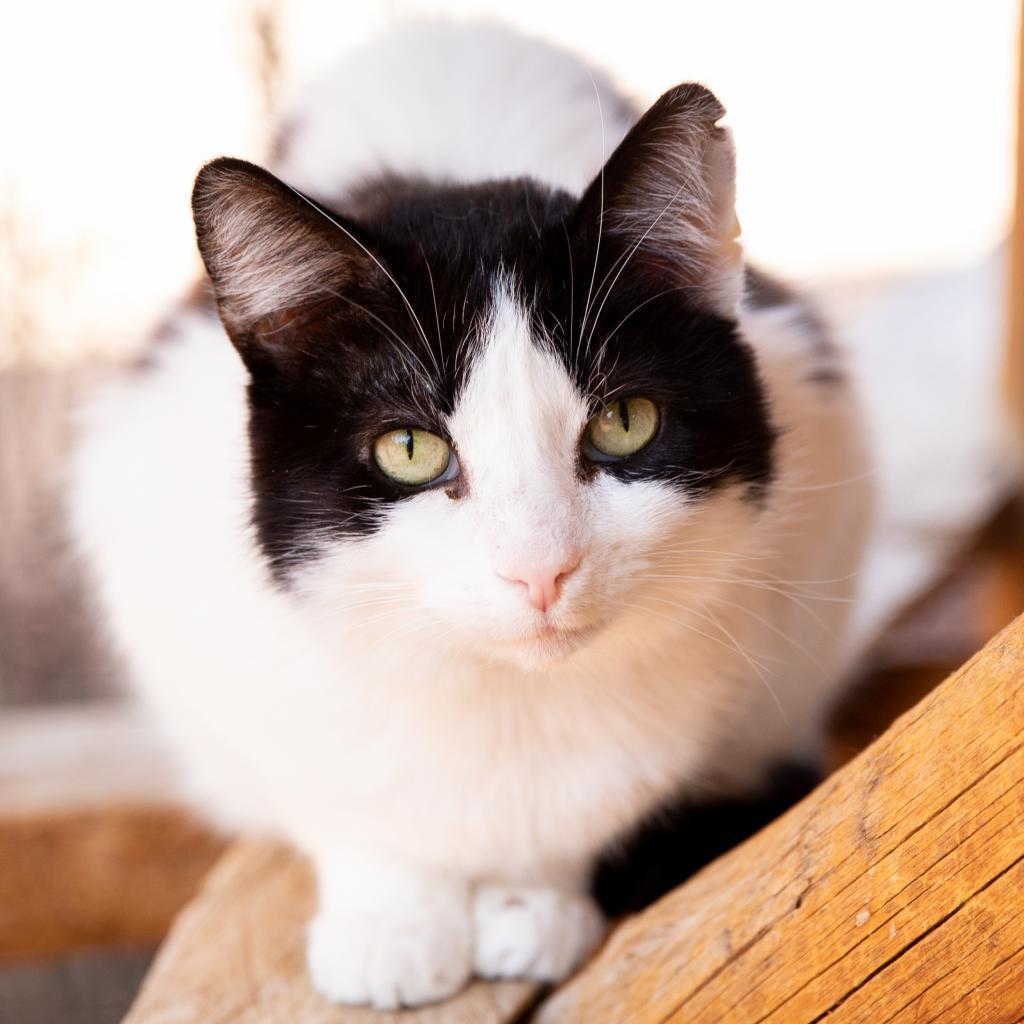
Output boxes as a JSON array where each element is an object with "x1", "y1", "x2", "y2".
[
  {"x1": 474, "y1": 884, "x2": 605, "y2": 981},
  {"x1": 272, "y1": 21, "x2": 636, "y2": 199},
  {"x1": 308, "y1": 862, "x2": 472, "y2": 1010}
]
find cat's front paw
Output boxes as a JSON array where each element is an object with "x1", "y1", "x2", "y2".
[
  {"x1": 307, "y1": 894, "x2": 472, "y2": 1009},
  {"x1": 473, "y1": 885, "x2": 606, "y2": 982}
]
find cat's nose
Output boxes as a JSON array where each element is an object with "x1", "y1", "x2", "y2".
[{"x1": 497, "y1": 553, "x2": 582, "y2": 613}]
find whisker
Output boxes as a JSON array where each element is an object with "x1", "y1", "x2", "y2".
[
  {"x1": 561, "y1": 221, "x2": 575, "y2": 357},
  {"x1": 582, "y1": 179, "x2": 689, "y2": 357},
  {"x1": 577, "y1": 74, "x2": 607, "y2": 362},
  {"x1": 769, "y1": 469, "x2": 878, "y2": 493},
  {"x1": 692, "y1": 597, "x2": 790, "y2": 725},
  {"x1": 636, "y1": 594, "x2": 789, "y2": 725},
  {"x1": 315, "y1": 287, "x2": 433, "y2": 383},
  {"x1": 418, "y1": 241, "x2": 446, "y2": 374},
  {"x1": 589, "y1": 285, "x2": 690, "y2": 375},
  {"x1": 702, "y1": 591, "x2": 830, "y2": 675},
  {"x1": 283, "y1": 183, "x2": 441, "y2": 378},
  {"x1": 634, "y1": 569, "x2": 842, "y2": 636}
]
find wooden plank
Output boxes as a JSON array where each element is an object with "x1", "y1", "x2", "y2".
[
  {"x1": 0, "y1": 703, "x2": 224, "y2": 957},
  {"x1": 538, "y1": 613, "x2": 1024, "y2": 1023},
  {"x1": 0, "y1": 804, "x2": 224, "y2": 958},
  {"x1": 122, "y1": 841, "x2": 541, "y2": 1024},
  {"x1": 1007, "y1": 2, "x2": 1024, "y2": 442}
]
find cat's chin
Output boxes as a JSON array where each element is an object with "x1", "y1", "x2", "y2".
[{"x1": 487, "y1": 623, "x2": 597, "y2": 670}]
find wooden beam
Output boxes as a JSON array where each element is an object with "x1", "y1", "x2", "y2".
[
  {"x1": 122, "y1": 615, "x2": 1024, "y2": 1024},
  {"x1": 0, "y1": 704, "x2": 224, "y2": 958},
  {"x1": 1008, "y1": 3, "x2": 1024, "y2": 443},
  {"x1": 122, "y1": 841, "x2": 541, "y2": 1024},
  {"x1": 539, "y1": 612, "x2": 1024, "y2": 1023},
  {"x1": 0, "y1": 804, "x2": 224, "y2": 959}
]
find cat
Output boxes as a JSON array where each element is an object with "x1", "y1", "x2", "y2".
[{"x1": 70, "y1": 20, "x2": 873, "y2": 1009}]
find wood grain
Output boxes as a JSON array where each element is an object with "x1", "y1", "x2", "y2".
[
  {"x1": 0, "y1": 804, "x2": 224, "y2": 959},
  {"x1": 539, "y1": 613, "x2": 1024, "y2": 1023},
  {"x1": 0, "y1": 703, "x2": 224, "y2": 958},
  {"x1": 1007, "y1": 2, "x2": 1024, "y2": 443},
  {"x1": 122, "y1": 841, "x2": 541, "y2": 1024}
]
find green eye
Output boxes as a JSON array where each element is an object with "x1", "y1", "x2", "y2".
[
  {"x1": 373, "y1": 428, "x2": 452, "y2": 486},
  {"x1": 586, "y1": 397, "x2": 659, "y2": 459}
]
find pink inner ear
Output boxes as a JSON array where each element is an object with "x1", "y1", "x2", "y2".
[
  {"x1": 576, "y1": 84, "x2": 743, "y2": 319},
  {"x1": 250, "y1": 306, "x2": 306, "y2": 347}
]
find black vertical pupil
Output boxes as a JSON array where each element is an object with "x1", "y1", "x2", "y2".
[
  {"x1": 404, "y1": 430, "x2": 415, "y2": 460},
  {"x1": 618, "y1": 400, "x2": 630, "y2": 433}
]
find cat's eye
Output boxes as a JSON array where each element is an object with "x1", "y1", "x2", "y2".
[
  {"x1": 373, "y1": 428, "x2": 454, "y2": 486},
  {"x1": 585, "y1": 398, "x2": 659, "y2": 459}
]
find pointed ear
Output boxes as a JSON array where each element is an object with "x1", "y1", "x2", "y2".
[
  {"x1": 578, "y1": 84, "x2": 742, "y2": 317},
  {"x1": 191, "y1": 158, "x2": 386, "y2": 367}
]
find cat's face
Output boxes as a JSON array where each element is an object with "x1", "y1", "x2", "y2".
[{"x1": 192, "y1": 85, "x2": 775, "y2": 669}]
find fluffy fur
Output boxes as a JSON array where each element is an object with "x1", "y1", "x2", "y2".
[{"x1": 70, "y1": 22, "x2": 873, "y2": 1009}]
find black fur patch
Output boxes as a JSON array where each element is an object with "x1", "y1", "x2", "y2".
[
  {"x1": 192, "y1": 123, "x2": 780, "y2": 576},
  {"x1": 745, "y1": 266, "x2": 844, "y2": 388},
  {"x1": 230, "y1": 177, "x2": 581, "y2": 575},
  {"x1": 591, "y1": 762, "x2": 821, "y2": 917},
  {"x1": 234, "y1": 176, "x2": 777, "y2": 576}
]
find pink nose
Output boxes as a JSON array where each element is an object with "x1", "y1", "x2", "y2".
[{"x1": 497, "y1": 554, "x2": 582, "y2": 613}]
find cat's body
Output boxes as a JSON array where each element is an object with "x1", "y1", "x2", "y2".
[{"x1": 71, "y1": 22, "x2": 872, "y2": 1008}]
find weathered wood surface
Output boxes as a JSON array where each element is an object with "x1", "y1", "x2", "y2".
[
  {"x1": 0, "y1": 703, "x2": 224, "y2": 957},
  {"x1": 0, "y1": 804, "x2": 223, "y2": 958},
  {"x1": 540, "y1": 612, "x2": 1024, "y2": 1023},
  {"x1": 122, "y1": 841, "x2": 541, "y2": 1024},
  {"x1": 1008, "y1": 3, "x2": 1024, "y2": 443},
  {"x1": 121, "y1": 614, "x2": 1024, "y2": 1024}
]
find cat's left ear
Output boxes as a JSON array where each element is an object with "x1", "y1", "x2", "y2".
[
  {"x1": 191, "y1": 157, "x2": 388, "y2": 373},
  {"x1": 576, "y1": 84, "x2": 742, "y2": 318}
]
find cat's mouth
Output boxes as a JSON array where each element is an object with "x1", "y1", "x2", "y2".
[
  {"x1": 534, "y1": 622, "x2": 590, "y2": 643},
  {"x1": 492, "y1": 620, "x2": 598, "y2": 667}
]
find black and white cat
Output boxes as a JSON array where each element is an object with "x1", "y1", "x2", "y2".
[{"x1": 71, "y1": 21, "x2": 874, "y2": 1009}]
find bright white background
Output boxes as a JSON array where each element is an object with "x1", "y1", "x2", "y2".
[{"x1": 1, "y1": 0, "x2": 1018, "y2": 366}]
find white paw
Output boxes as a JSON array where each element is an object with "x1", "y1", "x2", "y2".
[
  {"x1": 473, "y1": 885, "x2": 606, "y2": 982},
  {"x1": 307, "y1": 894, "x2": 472, "y2": 1009}
]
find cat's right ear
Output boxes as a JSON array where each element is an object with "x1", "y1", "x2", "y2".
[
  {"x1": 192, "y1": 158, "x2": 387, "y2": 372},
  {"x1": 573, "y1": 84, "x2": 742, "y2": 319}
]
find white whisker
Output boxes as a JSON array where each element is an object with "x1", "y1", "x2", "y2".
[
  {"x1": 577, "y1": 74, "x2": 607, "y2": 361},
  {"x1": 283, "y1": 183, "x2": 441, "y2": 378}
]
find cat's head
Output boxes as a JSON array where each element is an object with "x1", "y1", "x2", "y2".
[{"x1": 192, "y1": 84, "x2": 775, "y2": 670}]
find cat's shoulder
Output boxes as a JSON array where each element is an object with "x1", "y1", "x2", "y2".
[{"x1": 742, "y1": 265, "x2": 845, "y2": 390}]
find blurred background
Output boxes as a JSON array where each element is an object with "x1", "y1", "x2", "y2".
[
  {"x1": 1, "y1": 2, "x2": 1022, "y2": 1021},
  {"x1": 1, "y1": 0, "x2": 1018, "y2": 371}
]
